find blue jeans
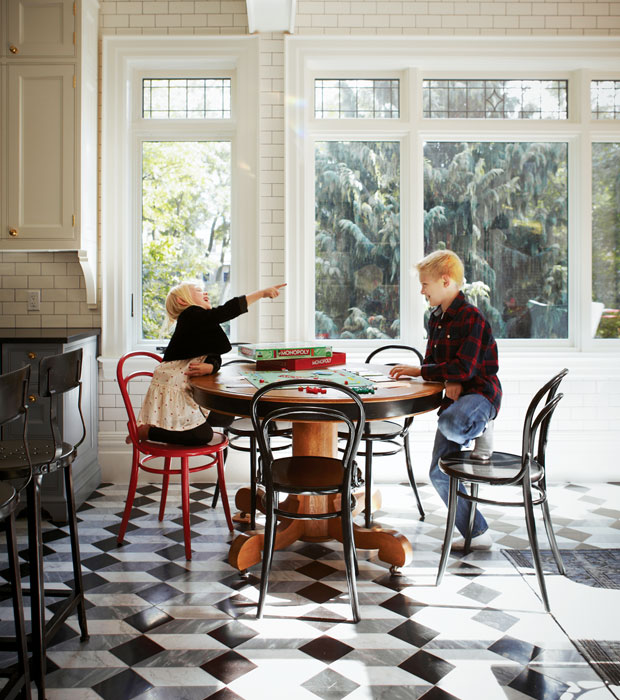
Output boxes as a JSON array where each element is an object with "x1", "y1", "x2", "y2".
[{"x1": 429, "y1": 393, "x2": 495, "y2": 538}]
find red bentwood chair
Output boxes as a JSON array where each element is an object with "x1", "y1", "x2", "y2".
[{"x1": 116, "y1": 352, "x2": 233, "y2": 560}]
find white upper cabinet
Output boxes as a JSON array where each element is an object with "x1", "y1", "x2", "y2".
[
  {"x1": 6, "y1": 0, "x2": 76, "y2": 57},
  {"x1": 0, "y1": 0, "x2": 98, "y2": 305}
]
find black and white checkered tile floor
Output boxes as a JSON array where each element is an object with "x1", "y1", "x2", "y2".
[{"x1": 1, "y1": 480, "x2": 619, "y2": 700}]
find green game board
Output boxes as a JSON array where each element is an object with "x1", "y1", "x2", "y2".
[{"x1": 241, "y1": 368, "x2": 377, "y2": 394}]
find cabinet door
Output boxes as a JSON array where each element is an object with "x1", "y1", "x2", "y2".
[
  {"x1": 6, "y1": 0, "x2": 75, "y2": 58},
  {"x1": 6, "y1": 64, "x2": 75, "y2": 244}
]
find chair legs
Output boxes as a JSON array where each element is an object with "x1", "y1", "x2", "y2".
[
  {"x1": 540, "y1": 486, "x2": 566, "y2": 575},
  {"x1": 436, "y1": 476, "x2": 459, "y2": 586},
  {"x1": 117, "y1": 449, "x2": 140, "y2": 543},
  {"x1": 403, "y1": 433, "x2": 425, "y2": 520},
  {"x1": 340, "y1": 500, "x2": 360, "y2": 622},
  {"x1": 463, "y1": 483, "x2": 479, "y2": 554},
  {"x1": 522, "y1": 480, "x2": 551, "y2": 612},
  {"x1": 257, "y1": 491, "x2": 277, "y2": 619},
  {"x1": 159, "y1": 457, "x2": 172, "y2": 521},
  {"x1": 181, "y1": 457, "x2": 192, "y2": 560},
  {"x1": 216, "y1": 451, "x2": 234, "y2": 532},
  {"x1": 364, "y1": 442, "x2": 373, "y2": 529}
]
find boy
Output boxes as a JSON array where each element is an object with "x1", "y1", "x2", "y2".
[{"x1": 389, "y1": 250, "x2": 501, "y2": 549}]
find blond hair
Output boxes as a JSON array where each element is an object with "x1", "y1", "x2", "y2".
[
  {"x1": 415, "y1": 250, "x2": 464, "y2": 287},
  {"x1": 165, "y1": 281, "x2": 201, "y2": 322}
]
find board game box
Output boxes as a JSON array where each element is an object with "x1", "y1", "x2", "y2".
[
  {"x1": 256, "y1": 351, "x2": 346, "y2": 371},
  {"x1": 238, "y1": 343, "x2": 333, "y2": 362}
]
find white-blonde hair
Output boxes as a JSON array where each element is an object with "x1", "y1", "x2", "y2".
[
  {"x1": 415, "y1": 250, "x2": 464, "y2": 288},
  {"x1": 159, "y1": 281, "x2": 202, "y2": 334}
]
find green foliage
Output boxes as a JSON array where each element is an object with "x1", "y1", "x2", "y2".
[
  {"x1": 141, "y1": 141, "x2": 231, "y2": 339},
  {"x1": 424, "y1": 141, "x2": 569, "y2": 338},
  {"x1": 314, "y1": 141, "x2": 401, "y2": 339}
]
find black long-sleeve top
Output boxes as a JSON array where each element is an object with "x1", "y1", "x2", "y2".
[{"x1": 163, "y1": 296, "x2": 248, "y2": 371}]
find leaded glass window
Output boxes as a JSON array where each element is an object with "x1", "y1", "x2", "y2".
[
  {"x1": 423, "y1": 79, "x2": 567, "y2": 119},
  {"x1": 315, "y1": 79, "x2": 400, "y2": 119},
  {"x1": 591, "y1": 81, "x2": 620, "y2": 120},
  {"x1": 142, "y1": 79, "x2": 231, "y2": 119}
]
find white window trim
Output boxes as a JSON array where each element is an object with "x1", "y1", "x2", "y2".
[
  {"x1": 285, "y1": 35, "x2": 620, "y2": 353},
  {"x1": 101, "y1": 36, "x2": 259, "y2": 361}
]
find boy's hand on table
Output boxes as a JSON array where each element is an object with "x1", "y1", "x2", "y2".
[
  {"x1": 389, "y1": 365, "x2": 422, "y2": 379},
  {"x1": 185, "y1": 362, "x2": 214, "y2": 377},
  {"x1": 444, "y1": 381, "x2": 463, "y2": 401}
]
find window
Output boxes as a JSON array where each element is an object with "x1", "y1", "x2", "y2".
[
  {"x1": 591, "y1": 81, "x2": 620, "y2": 120},
  {"x1": 423, "y1": 79, "x2": 567, "y2": 119},
  {"x1": 141, "y1": 141, "x2": 232, "y2": 339},
  {"x1": 424, "y1": 141, "x2": 568, "y2": 339},
  {"x1": 102, "y1": 37, "x2": 259, "y2": 357},
  {"x1": 315, "y1": 79, "x2": 400, "y2": 119},
  {"x1": 592, "y1": 142, "x2": 620, "y2": 338},
  {"x1": 287, "y1": 38, "x2": 620, "y2": 350},
  {"x1": 315, "y1": 141, "x2": 400, "y2": 339},
  {"x1": 142, "y1": 78, "x2": 231, "y2": 119}
]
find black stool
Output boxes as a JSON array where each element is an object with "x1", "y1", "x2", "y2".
[{"x1": 0, "y1": 350, "x2": 89, "y2": 698}]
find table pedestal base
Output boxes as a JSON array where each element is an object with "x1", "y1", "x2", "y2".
[{"x1": 228, "y1": 487, "x2": 413, "y2": 574}]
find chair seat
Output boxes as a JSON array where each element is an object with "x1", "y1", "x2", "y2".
[
  {"x1": 270, "y1": 455, "x2": 346, "y2": 493},
  {"x1": 0, "y1": 438, "x2": 75, "y2": 478},
  {"x1": 138, "y1": 431, "x2": 228, "y2": 458},
  {"x1": 439, "y1": 450, "x2": 543, "y2": 485}
]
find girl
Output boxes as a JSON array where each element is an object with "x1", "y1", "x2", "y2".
[{"x1": 134, "y1": 281, "x2": 286, "y2": 446}]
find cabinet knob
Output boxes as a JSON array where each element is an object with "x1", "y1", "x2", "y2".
[
  {"x1": 28, "y1": 395, "x2": 36, "y2": 403},
  {"x1": 9, "y1": 228, "x2": 18, "y2": 237},
  {"x1": 9, "y1": 45, "x2": 19, "y2": 54},
  {"x1": 28, "y1": 352, "x2": 37, "y2": 359}
]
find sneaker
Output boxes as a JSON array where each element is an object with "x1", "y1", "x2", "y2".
[
  {"x1": 450, "y1": 530, "x2": 493, "y2": 551},
  {"x1": 471, "y1": 420, "x2": 494, "y2": 461}
]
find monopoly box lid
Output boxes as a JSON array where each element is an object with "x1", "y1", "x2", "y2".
[{"x1": 238, "y1": 343, "x2": 333, "y2": 361}]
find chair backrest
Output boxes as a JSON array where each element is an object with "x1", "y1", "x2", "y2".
[
  {"x1": 365, "y1": 344, "x2": 424, "y2": 366},
  {"x1": 39, "y1": 348, "x2": 86, "y2": 455},
  {"x1": 116, "y1": 351, "x2": 163, "y2": 445},
  {"x1": 0, "y1": 365, "x2": 33, "y2": 474},
  {"x1": 250, "y1": 379, "x2": 366, "y2": 491},
  {"x1": 520, "y1": 368, "x2": 568, "y2": 476}
]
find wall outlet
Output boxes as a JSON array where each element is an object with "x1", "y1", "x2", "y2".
[{"x1": 27, "y1": 289, "x2": 41, "y2": 311}]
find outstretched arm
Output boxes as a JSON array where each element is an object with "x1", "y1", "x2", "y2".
[{"x1": 245, "y1": 283, "x2": 286, "y2": 307}]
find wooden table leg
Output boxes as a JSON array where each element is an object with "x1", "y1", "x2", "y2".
[{"x1": 228, "y1": 421, "x2": 413, "y2": 573}]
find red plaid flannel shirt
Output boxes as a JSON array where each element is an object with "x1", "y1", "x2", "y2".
[{"x1": 420, "y1": 292, "x2": 502, "y2": 416}]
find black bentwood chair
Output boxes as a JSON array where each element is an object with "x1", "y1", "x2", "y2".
[
  {"x1": 220, "y1": 358, "x2": 292, "y2": 529},
  {"x1": 340, "y1": 345, "x2": 425, "y2": 527},
  {"x1": 251, "y1": 379, "x2": 366, "y2": 622},
  {"x1": 436, "y1": 369, "x2": 569, "y2": 612},
  {"x1": 0, "y1": 366, "x2": 33, "y2": 700},
  {"x1": 0, "y1": 350, "x2": 89, "y2": 699}
]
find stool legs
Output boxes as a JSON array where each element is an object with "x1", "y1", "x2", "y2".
[
  {"x1": 64, "y1": 465, "x2": 89, "y2": 641},
  {"x1": 3, "y1": 506, "x2": 32, "y2": 700},
  {"x1": 26, "y1": 475, "x2": 47, "y2": 699}
]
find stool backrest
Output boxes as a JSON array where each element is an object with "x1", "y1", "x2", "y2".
[
  {"x1": 39, "y1": 349, "x2": 86, "y2": 457},
  {"x1": 0, "y1": 365, "x2": 32, "y2": 474},
  {"x1": 116, "y1": 352, "x2": 162, "y2": 446}
]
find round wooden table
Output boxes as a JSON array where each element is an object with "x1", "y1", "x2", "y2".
[{"x1": 191, "y1": 363, "x2": 443, "y2": 573}]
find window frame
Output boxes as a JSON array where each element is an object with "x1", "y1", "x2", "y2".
[
  {"x1": 285, "y1": 36, "x2": 620, "y2": 353},
  {"x1": 101, "y1": 37, "x2": 259, "y2": 358}
]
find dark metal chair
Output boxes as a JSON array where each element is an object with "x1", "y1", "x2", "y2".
[
  {"x1": 251, "y1": 379, "x2": 366, "y2": 622},
  {"x1": 0, "y1": 366, "x2": 33, "y2": 700},
  {"x1": 436, "y1": 368, "x2": 569, "y2": 612},
  {"x1": 0, "y1": 350, "x2": 90, "y2": 699},
  {"x1": 221, "y1": 358, "x2": 292, "y2": 529},
  {"x1": 342, "y1": 344, "x2": 425, "y2": 527}
]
